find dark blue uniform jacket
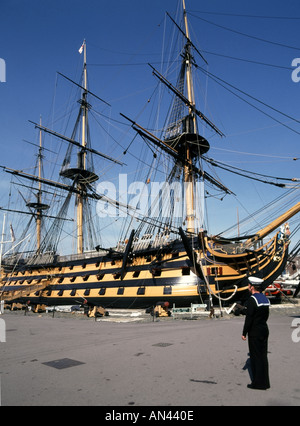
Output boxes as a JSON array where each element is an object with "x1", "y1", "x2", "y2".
[{"x1": 242, "y1": 293, "x2": 270, "y2": 338}]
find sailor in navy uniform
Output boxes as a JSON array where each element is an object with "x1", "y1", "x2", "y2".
[{"x1": 242, "y1": 277, "x2": 270, "y2": 390}]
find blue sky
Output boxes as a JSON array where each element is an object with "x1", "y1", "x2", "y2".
[{"x1": 0, "y1": 0, "x2": 300, "y2": 252}]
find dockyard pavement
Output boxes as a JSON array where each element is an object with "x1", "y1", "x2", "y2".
[{"x1": 0, "y1": 303, "x2": 299, "y2": 408}]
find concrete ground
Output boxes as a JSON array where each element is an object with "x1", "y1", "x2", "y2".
[{"x1": 0, "y1": 303, "x2": 299, "y2": 407}]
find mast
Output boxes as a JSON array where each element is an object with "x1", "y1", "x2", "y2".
[
  {"x1": 26, "y1": 116, "x2": 49, "y2": 254},
  {"x1": 183, "y1": 0, "x2": 196, "y2": 234},
  {"x1": 60, "y1": 39, "x2": 98, "y2": 254},
  {"x1": 123, "y1": 0, "x2": 227, "y2": 235},
  {"x1": 77, "y1": 39, "x2": 87, "y2": 254},
  {"x1": 183, "y1": 0, "x2": 196, "y2": 132},
  {"x1": 2, "y1": 41, "x2": 122, "y2": 257},
  {"x1": 37, "y1": 117, "x2": 43, "y2": 251}
]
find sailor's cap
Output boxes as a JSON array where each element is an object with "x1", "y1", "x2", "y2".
[{"x1": 248, "y1": 276, "x2": 263, "y2": 286}]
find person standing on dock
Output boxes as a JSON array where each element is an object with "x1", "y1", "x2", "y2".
[{"x1": 242, "y1": 277, "x2": 270, "y2": 390}]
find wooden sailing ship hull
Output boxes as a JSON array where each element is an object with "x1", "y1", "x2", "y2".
[
  {"x1": 1, "y1": 242, "x2": 203, "y2": 310},
  {"x1": 0, "y1": 229, "x2": 290, "y2": 311}
]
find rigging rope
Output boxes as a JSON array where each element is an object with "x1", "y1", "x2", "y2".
[
  {"x1": 189, "y1": 13, "x2": 300, "y2": 51},
  {"x1": 195, "y1": 65, "x2": 300, "y2": 136},
  {"x1": 202, "y1": 156, "x2": 298, "y2": 187}
]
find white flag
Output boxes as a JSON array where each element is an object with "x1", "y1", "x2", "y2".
[
  {"x1": 78, "y1": 42, "x2": 84, "y2": 54},
  {"x1": 10, "y1": 224, "x2": 15, "y2": 242}
]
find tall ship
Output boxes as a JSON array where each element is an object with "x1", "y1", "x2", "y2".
[{"x1": 1, "y1": 0, "x2": 300, "y2": 315}]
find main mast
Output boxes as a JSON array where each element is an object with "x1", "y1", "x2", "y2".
[
  {"x1": 182, "y1": 0, "x2": 196, "y2": 234},
  {"x1": 121, "y1": 0, "x2": 226, "y2": 236}
]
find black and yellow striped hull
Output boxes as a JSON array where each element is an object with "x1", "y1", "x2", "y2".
[{"x1": 0, "y1": 232, "x2": 290, "y2": 311}]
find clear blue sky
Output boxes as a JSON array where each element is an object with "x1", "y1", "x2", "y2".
[{"x1": 0, "y1": 0, "x2": 300, "y2": 252}]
